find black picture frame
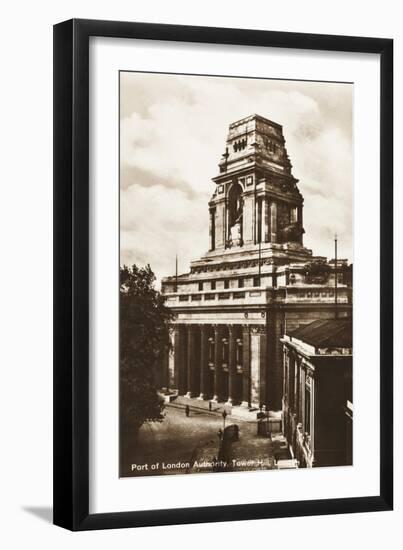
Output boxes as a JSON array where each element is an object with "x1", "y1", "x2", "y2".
[{"x1": 53, "y1": 18, "x2": 393, "y2": 531}]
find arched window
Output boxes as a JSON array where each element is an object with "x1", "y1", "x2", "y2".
[
  {"x1": 228, "y1": 183, "x2": 243, "y2": 228},
  {"x1": 227, "y1": 183, "x2": 243, "y2": 247}
]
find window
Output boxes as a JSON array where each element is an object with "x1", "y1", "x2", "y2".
[
  {"x1": 211, "y1": 281, "x2": 216, "y2": 290},
  {"x1": 233, "y1": 138, "x2": 247, "y2": 152},
  {"x1": 238, "y1": 278, "x2": 244, "y2": 288},
  {"x1": 224, "y1": 279, "x2": 229, "y2": 289},
  {"x1": 253, "y1": 276, "x2": 260, "y2": 287},
  {"x1": 264, "y1": 138, "x2": 277, "y2": 153},
  {"x1": 290, "y1": 206, "x2": 298, "y2": 223},
  {"x1": 198, "y1": 281, "x2": 203, "y2": 291}
]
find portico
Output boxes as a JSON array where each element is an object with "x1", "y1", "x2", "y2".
[{"x1": 168, "y1": 323, "x2": 255, "y2": 406}]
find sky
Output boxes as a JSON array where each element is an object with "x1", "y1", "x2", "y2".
[{"x1": 120, "y1": 72, "x2": 353, "y2": 284}]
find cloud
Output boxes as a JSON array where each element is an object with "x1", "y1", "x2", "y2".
[
  {"x1": 120, "y1": 72, "x2": 353, "y2": 283},
  {"x1": 120, "y1": 164, "x2": 199, "y2": 199},
  {"x1": 121, "y1": 183, "x2": 208, "y2": 280}
]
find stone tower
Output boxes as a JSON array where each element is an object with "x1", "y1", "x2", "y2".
[
  {"x1": 208, "y1": 114, "x2": 305, "y2": 256},
  {"x1": 160, "y1": 114, "x2": 352, "y2": 411}
]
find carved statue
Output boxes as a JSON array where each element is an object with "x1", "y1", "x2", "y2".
[
  {"x1": 280, "y1": 221, "x2": 304, "y2": 243},
  {"x1": 228, "y1": 191, "x2": 243, "y2": 247}
]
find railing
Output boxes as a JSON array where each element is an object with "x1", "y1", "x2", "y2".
[{"x1": 284, "y1": 286, "x2": 351, "y2": 304}]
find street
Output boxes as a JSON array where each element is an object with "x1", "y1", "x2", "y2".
[{"x1": 121, "y1": 403, "x2": 274, "y2": 477}]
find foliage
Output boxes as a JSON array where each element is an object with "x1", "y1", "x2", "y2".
[
  {"x1": 304, "y1": 261, "x2": 331, "y2": 279},
  {"x1": 120, "y1": 264, "x2": 173, "y2": 434}
]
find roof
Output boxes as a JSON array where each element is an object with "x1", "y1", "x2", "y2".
[
  {"x1": 287, "y1": 319, "x2": 352, "y2": 349},
  {"x1": 229, "y1": 113, "x2": 282, "y2": 130}
]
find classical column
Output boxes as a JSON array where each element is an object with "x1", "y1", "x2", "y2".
[
  {"x1": 168, "y1": 329, "x2": 175, "y2": 390},
  {"x1": 226, "y1": 326, "x2": 237, "y2": 405},
  {"x1": 297, "y1": 204, "x2": 303, "y2": 244},
  {"x1": 221, "y1": 205, "x2": 226, "y2": 248},
  {"x1": 215, "y1": 203, "x2": 224, "y2": 249},
  {"x1": 213, "y1": 326, "x2": 224, "y2": 402},
  {"x1": 241, "y1": 325, "x2": 251, "y2": 408},
  {"x1": 263, "y1": 198, "x2": 270, "y2": 242},
  {"x1": 159, "y1": 345, "x2": 169, "y2": 391},
  {"x1": 250, "y1": 327, "x2": 261, "y2": 406},
  {"x1": 270, "y1": 201, "x2": 277, "y2": 243},
  {"x1": 259, "y1": 330, "x2": 268, "y2": 408},
  {"x1": 224, "y1": 200, "x2": 228, "y2": 248},
  {"x1": 198, "y1": 325, "x2": 209, "y2": 400},
  {"x1": 254, "y1": 197, "x2": 259, "y2": 244},
  {"x1": 209, "y1": 209, "x2": 216, "y2": 251},
  {"x1": 174, "y1": 326, "x2": 186, "y2": 395},
  {"x1": 297, "y1": 204, "x2": 303, "y2": 226},
  {"x1": 257, "y1": 199, "x2": 262, "y2": 243},
  {"x1": 242, "y1": 194, "x2": 254, "y2": 244},
  {"x1": 185, "y1": 325, "x2": 196, "y2": 398}
]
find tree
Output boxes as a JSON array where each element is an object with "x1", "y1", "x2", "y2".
[
  {"x1": 120, "y1": 264, "x2": 173, "y2": 439},
  {"x1": 304, "y1": 261, "x2": 331, "y2": 283}
]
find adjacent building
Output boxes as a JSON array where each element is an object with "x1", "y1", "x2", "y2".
[
  {"x1": 160, "y1": 114, "x2": 352, "y2": 412},
  {"x1": 281, "y1": 319, "x2": 353, "y2": 467}
]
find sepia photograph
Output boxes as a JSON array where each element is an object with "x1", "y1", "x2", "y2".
[{"x1": 119, "y1": 71, "x2": 353, "y2": 478}]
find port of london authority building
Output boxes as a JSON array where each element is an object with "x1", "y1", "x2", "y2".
[{"x1": 160, "y1": 114, "x2": 352, "y2": 412}]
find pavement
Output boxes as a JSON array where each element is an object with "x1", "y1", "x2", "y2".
[
  {"x1": 121, "y1": 399, "x2": 279, "y2": 477},
  {"x1": 168, "y1": 395, "x2": 265, "y2": 422}
]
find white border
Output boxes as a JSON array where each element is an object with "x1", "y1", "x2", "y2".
[{"x1": 89, "y1": 36, "x2": 380, "y2": 514}]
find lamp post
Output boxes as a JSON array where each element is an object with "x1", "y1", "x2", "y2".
[{"x1": 222, "y1": 410, "x2": 227, "y2": 432}]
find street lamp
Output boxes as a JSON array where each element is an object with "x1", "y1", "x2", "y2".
[{"x1": 222, "y1": 410, "x2": 227, "y2": 431}]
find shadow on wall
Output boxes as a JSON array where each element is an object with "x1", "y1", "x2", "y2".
[{"x1": 22, "y1": 506, "x2": 53, "y2": 524}]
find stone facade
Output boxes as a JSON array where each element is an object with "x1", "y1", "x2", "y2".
[
  {"x1": 281, "y1": 320, "x2": 353, "y2": 467},
  {"x1": 160, "y1": 114, "x2": 352, "y2": 411}
]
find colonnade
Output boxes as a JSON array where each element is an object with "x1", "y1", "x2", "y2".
[
  {"x1": 254, "y1": 198, "x2": 303, "y2": 245},
  {"x1": 209, "y1": 193, "x2": 303, "y2": 251},
  {"x1": 254, "y1": 197, "x2": 277, "y2": 244},
  {"x1": 163, "y1": 324, "x2": 268, "y2": 407}
]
